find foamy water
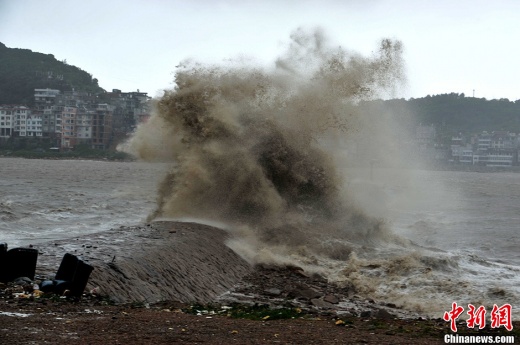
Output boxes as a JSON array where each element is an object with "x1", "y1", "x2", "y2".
[
  {"x1": 0, "y1": 157, "x2": 519, "y2": 318},
  {"x1": 304, "y1": 167, "x2": 520, "y2": 318}
]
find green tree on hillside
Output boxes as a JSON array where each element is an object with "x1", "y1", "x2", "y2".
[{"x1": 0, "y1": 42, "x2": 105, "y2": 105}]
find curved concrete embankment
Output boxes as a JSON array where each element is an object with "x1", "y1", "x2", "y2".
[{"x1": 35, "y1": 221, "x2": 252, "y2": 303}]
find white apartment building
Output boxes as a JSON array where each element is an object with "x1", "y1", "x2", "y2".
[
  {"x1": 14, "y1": 109, "x2": 27, "y2": 136},
  {"x1": 486, "y1": 151, "x2": 515, "y2": 167},
  {"x1": 34, "y1": 88, "x2": 60, "y2": 104},
  {"x1": 451, "y1": 130, "x2": 519, "y2": 166},
  {"x1": 478, "y1": 136, "x2": 491, "y2": 151},
  {"x1": 0, "y1": 106, "x2": 14, "y2": 137},
  {"x1": 25, "y1": 114, "x2": 43, "y2": 137},
  {"x1": 0, "y1": 106, "x2": 32, "y2": 137},
  {"x1": 460, "y1": 147, "x2": 474, "y2": 164}
]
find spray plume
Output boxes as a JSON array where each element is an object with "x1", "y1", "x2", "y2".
[{"x1": 121, "y1": 28, "x2": 406, "y2": 263}]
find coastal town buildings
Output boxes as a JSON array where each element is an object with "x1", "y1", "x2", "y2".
[
  {"x1": 0, "y1": 105, "x2": 36, "y2": 138},
  {"x1": 352, "y1": 123, "x2": 520, "y2": 167},
  {"x1": 0, "y1": 88, "x2": 150, "y2": 150},
  {"x1": 450, "y1": 131, "x2": 520, "y2": 166},
  {"x1": 2, "y1": 89, "x2": 520, "y2": 167}
]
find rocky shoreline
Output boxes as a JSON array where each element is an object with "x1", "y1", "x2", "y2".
[
  {"x1": 1, "y1": 221, "x2": 519, "y2": 344},
  {"x1": 3, "y1": 221, "x2": 420, "y2": 319}
]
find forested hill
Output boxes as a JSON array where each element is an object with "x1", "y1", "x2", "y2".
[
  {"x1": 360, "y1": 93, "x2": 520, "y2": 134},
  {"x1": 1, "y1": 42, "x2": 519, "y2": 135},
  {"x1": 0, "y1": 42, "x2": 104, "y2": 105}
]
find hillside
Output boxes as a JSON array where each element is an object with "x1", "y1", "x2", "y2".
[
  {"x1": 360, "y1": 93, "x2": 520, "y2": 135},
  {"x1": 1, "y1": 42, "x2": 519, "y2": 136},
  {"x1": 0, "y1": 42, "x2": 104, "y2": 105}
]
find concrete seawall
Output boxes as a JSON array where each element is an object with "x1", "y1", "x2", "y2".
[{"x1": 34, "y1": 221, "x2": 252, "y2": 303}]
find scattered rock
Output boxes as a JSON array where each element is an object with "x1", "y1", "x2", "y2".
[
  {"x1": 310, "y1": 298, "x2": 334, "y2": 309},
  {"x1": 264, "y1": 288, "x2": 282, "y2": 297},
  {"x1": 375, "y1": 308, "x2": 395, "y2": 319},
  {"x1": 336, "y1": 310, "x2": 355, "y2": 317},
  {"x1": 285, "y1": 265, "x2": 304, "y2": 272},
  {"x1": 13, "y1": 277, "x2": 33, "y2": 285},
  {"x1": 310, "y1": 273, "x2": 327, "y2": 282},
  {"x1": 288, "y1": 287, "x2": 321, "y2": 300},
  {"x1": 294, "y1": 270, "x2": 310, "y2": 278},
  {"x1": 360, "y1": 310, "x2": 371, "y2": 318},
  {"x1": 323, "y1": 295, "x2": 339, "y2": 304}
]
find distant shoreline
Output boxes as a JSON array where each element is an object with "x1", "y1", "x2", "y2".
[
  {"x1": 0, "y1": 150, "x2": 134, "y2": 162},
  {"x1": 430, "y1": 164, "x2": 520, "y2": 173},
  {"x1": 2, "y1": 154, "x2": 520, "y2": 172}
]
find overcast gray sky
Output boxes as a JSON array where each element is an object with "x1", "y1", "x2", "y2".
[{"x1": 1, "y1": 0, "x2": 519, "y2": 100}]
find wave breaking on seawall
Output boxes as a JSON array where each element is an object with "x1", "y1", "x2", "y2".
[
  {"x1": 119, "y1": 27, "x2": 406, "y2": 263},
  {"x1": 116, "y1": 28, "x2": 520, "y2": 318}
]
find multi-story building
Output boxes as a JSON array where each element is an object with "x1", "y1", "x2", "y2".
[
  {"x1": 11, "y1": 106, "x2": 32, "y2": 137},
  {"x1": 25, "y1": 114, "x2": 43, "y2": 137},
  {"x1": 451, "y1": 131, "x2": 519, "y2": 166},
  {"x1": 34, "y1": 88, "x2": 62, "y2": 146},
  {"x1": 450, "y1": 133, "x2": 466, "y2": 163},
  {"x1": 106, "y1": 89, "x2": 151, "y2": 130},
  {"x1": 490, "y1": 131, "x2": 515, "y2": 149},
  {"x1": 34, "y1": 89, "x2": 114, "y2": 149},
  {"x1": 60, "y1": 106, "x2": 77, "y2": 149},
  {"x1": 477, "y1": 132, "x2": 491, "y2": 151},
  {"x1": 1, "y1": 88, "x2": 139, "y2": 149},
  {"x1": 34, "y1": 88, "x2": 60, "y2": 106},
  {"x1": 486, "y1": 150, "x2": 515, "y2": 167},
  {"x1": 0, "y1": 106, "x2": 43, "y2": 139},
  {"x1": 75, "y1": 108, "x2": 94, "y2": 145},
  {"x1": 415, "y1": 124, "x2": 436, "y2": 147},
  {"x1": 56, "y1": 90, "x2": 97, "y2": 108},
  {"x1": 91, "y1": 103, "x2": 113, "y2": 149},
  {"x1": 460, "y1": 147, "x2": 474, "y2": 164},
  {"x1": 0, "y1": 105, "x2": 14, "y2": 138}
]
